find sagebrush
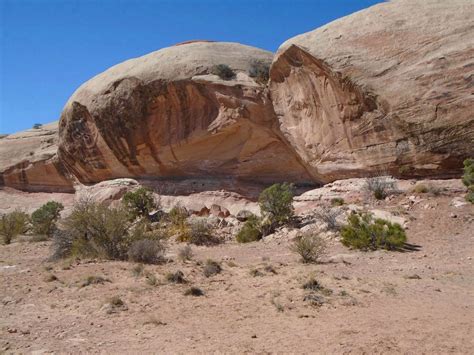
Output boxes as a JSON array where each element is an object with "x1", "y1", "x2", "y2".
[
  {"x1": 122, "y1": 187, "x2": 158, "y2": 220},
  {"x1": 31, "y1": 201, "x2": 64, "y2": 236},
  {"x1": 341, "y1": 212, "x2": 406, "y2": 251},
  {"x1": 259, "y1": 182, "x2": 294, "y2": 230},
  {"x1": 462, "y1": 158, "x2": 474, "y2": 203},
  {"x1": 290, "y1": 233, "x2": 327, "y2": 263},
  {"x1": 364, "y1": 174, "x2": 395, "y2": 200},
  {"x1": 0, "y1": 210, "x2": 29, "y2": 244},
  {"x1": 211, "y1": 64, "x2": 235, "y2": 80},
  {"x1": 236, "y1": 215, "x2": 262, "y2": 243},
  {"x1": 56, "y1": 199, "x2": 131, "y2": 260},
  {"x1": 249, "y1": 61, "x2": 270, "y2": 83}
]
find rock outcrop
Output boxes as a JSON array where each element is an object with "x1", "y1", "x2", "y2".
[
  {"x1": 0, "y1": 122, "x2": 73, "y2": 192},
  {"x1": 58, "y1": 42, "x2": 315, "y2": 193},
  {"x1": 270, "y1": 0, "x2": 474, "y2": 182},
  {"x1": 3, "y1": 0, "x2": 473, "y2": 196}
]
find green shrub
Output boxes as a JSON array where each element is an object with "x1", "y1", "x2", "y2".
[
  {"x1": 398, "y1": 165, "x2": 411, "y2": 175},
  {"x1": 211, "y1": 64, "x2": 235, "y2": 80},
  {"x1": 413, "y1": 184, "x2": 429, "y2": 194},
  {"x1": 31, "y1": 201, "x2": 64, "y2": 236},
  {"x1": 203, "y1": 259, "x2": 222, "y2": 277},
  {"x1": 168, "y1": 205, "x2": 188, "y2": 226},
  {"x1": 341, "y1": 212, "x2": 406, "y2": 251},
  {"x1": 249, "y1": 61, "x2": 270, "y2": 83},
  {"x1": 364, "y1": 175, "x2": 395, "y2": 200},
  {"x1": 466, "y1": 187, "x2": 474, "y2": 204},
  {"x1": 122, "y1": 187, "x2": 157, "y2": 220},
  {"x1": 290, "y1": 233, "x2": 327, "y2": 264},
  {"x1": 462, "y1": 158, "x2": 474, "y2": 203},
  {"x1": 331, "y1": 198, "x2": 345, "y2": 206},
  {"x1": 259, "y1": 182, "x2": 294, "y2": 228},
  {"x1": 236, "y1": 215, "x2": 262, "y2": 243},
  {"x1": 128, "y1": 239, "x2": 166, "y2": 264},
  {"x1": 59, "y1": 200, "x2": 131, "y2": 260},
  {"x1": 0, "y1": 210, "x2": 29, "y2": 244}
]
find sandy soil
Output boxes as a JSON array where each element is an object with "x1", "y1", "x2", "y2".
[{"x1": 1, "y1": 192, "x2": 473, "y2": 354}]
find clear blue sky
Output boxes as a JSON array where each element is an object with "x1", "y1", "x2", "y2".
[{"x1": 0, "y1": 0, "x2": 384, "y2": 134}]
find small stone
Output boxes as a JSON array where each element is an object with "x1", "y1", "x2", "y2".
[{"x1": 449, "y1": 213, "x2": 457, "y2": 218}]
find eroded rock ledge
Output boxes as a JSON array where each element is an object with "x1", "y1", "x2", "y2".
[
  {"x1": 57, "y1": 42, "x2": 315, "y2": 192},
  {"x1": 270, "y1": 0, "x2": 474, "y2": 182},
  {"x1": 0, "y1": 122, "x2": 73, "y2": 193}
]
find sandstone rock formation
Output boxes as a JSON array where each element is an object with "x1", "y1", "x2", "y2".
[
  {"x1": 270, "y1": 0, "x2": 474, "y2": 182},
  {"x1": 3, "y1": 1, "x2": 473, "y2": 196},
  {"x1": 0, "y1": 122, "x2": 73, "y2": 192},
  {"x1": 58, "y1": 42, "x2": 314, "y2": 193}
]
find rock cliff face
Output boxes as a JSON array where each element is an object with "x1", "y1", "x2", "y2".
[
  {"x1": 0, "y1": 122, "x2": 73, "y2": 192},
  {"x1": 270, "y1": 0, "x2": 474, "y2": 182},
  {"x1": 3, "y1": 0, "x2": 473, "y2": 195},
  {"x1": 58, "y1": 42, "x2": 314, "y2": 191}
]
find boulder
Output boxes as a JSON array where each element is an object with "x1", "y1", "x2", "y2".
[
  {"x1": 0, "y1": 122, "x2": 73, "y2": 192},
  {"x1": 75, "y1": 178, "x2": 139, "y2": 204},
  {"x1": 236, "y1": 209, "x2": 255, "y2": 222},
  {"x1": 270, "y1": 0, "x2": 474, "y2": 182},
  {"x1": 58, "y1": 41, "x2": 314, "y2": 191}
]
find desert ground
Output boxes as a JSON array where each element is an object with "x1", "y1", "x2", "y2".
[{"x1": 1, "y1": 180, "x2": 473, "y2": 354}]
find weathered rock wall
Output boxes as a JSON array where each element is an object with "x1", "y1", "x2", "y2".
[{"x1": 270, "y1": 0, "x2": 474, "y2": 182}]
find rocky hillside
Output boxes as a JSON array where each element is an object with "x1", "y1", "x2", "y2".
[{"x1": 1, "y1": 0, "x2": 473, "y2": 194}]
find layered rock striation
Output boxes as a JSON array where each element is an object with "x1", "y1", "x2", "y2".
[
  {"x1": 2, "y1": 0, "x2": 473, "y2": 195},
  {"x1": 0, "y1": 122, "x2": 73, "y2": 192},
  {"x1": 270, "y1": 0, "x2": 474, "y2": 182},
  {"x1": 58, "y1": 42, "x2": 315, "y2": 192}
]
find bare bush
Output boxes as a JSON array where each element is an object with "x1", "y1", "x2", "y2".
[
  {"x1": 128, "y1": 239, "x2": 166, "y2": 264},
  {"x1": 314, "y1": 206, "x2": 342, "y2": 231},
  {"x1": 178, "y1": 245, "x2": 193, "y2": 261},
  {"x1": 54, "y1": 199, "x2": 130, "y2": 260},
  {"x1": 290, "y1": 233, "x2": 327, "y2": 264},
  {"x1": 364, "y1": 174, "x2": 396, "y2": 200}
]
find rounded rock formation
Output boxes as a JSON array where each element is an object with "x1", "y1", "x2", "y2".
[
  {"x1": 58, "y1": 42, "x2": 314, "y2": 193},
  {"x1": 270, "y1": 0, "x2": 474, "y2": 182},
  {"x1": 0, "y1": 122, "x2": 73, "y2": 192}
]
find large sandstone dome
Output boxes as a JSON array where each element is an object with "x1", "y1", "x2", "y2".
[
  {"x1": 58, "y1": 42, "x2": 314, "y2": 190},
  {"x1": 271, "y1": 0, "x2": 474, "y2": 182}
]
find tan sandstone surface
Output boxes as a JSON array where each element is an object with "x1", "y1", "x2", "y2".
[
  {"x1": 57, "y1": 42, "x2": 314, "y2": 192},
  {"x1": 0, "y1": 122, "x2": 73, "y2": 192},
  {"x1": 270, "y1": 0, "x2": 474, "y2": 182}
]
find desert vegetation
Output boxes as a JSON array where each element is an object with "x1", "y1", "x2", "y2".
[
  {"x1": 0, "y1": 210, "x2": 29, "y2": 244},
  {"x1": 210, "y1": 64, "x2": 236, "y2": 80},
  {"x1": 462, "y1": 158, "x2": 474, "y2": 203},
  {"x1": 290, "y1": 232, "x2": 327, "y2": 263},
  {"x1": 341, "y1": 212, "x2": 406, "y2": 251},
  {"x1": 31, "y1": 201, "x2": 64, "y2": 237},
  {"x1": 364, "y1": 174, "x2": 396, "y2": 200},
  {"x1": 249, "y1": 61, "x2": 270, "y2": 83}
]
